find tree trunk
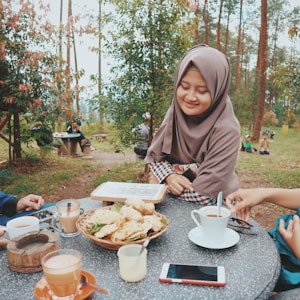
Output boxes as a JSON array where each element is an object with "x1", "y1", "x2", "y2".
[
  {"x1": 66, "y1": 0, "x2": 72, "y2": 122},
  {"x1": 253, "y1": 0, "x2": 268, "y2": 141},
  {"x1": 71, "y1": 18, "x2": 80, "y2": 117},
  {"x1": 203, "y1": 0, "x2": 209, "y2": 44},
  {"x1": 235, "y1": 0, "x2": 243, "y2": 95},
  {"x1": 216, "y1": 0, "x2": 224, "y2": 51},
  {"x1": 13, "y1": 113, "x2": 21, "y2": 159},
  {"x1": 98, "y1": 0, "x2": 104, "y2": 132},
  {"x1": 224, "y1": 7, "x2": 230, "y2": 55},
  {"x1": 57, "y1": 0, "x2": 63, "y2": 132}
]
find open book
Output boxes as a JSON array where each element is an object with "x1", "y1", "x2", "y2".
[{"x1": 90, "y1": 181, "x2": 168, "y2": 203}]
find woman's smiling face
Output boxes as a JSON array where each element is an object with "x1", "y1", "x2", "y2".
[{"x1": 176, "y1": 66, "x2": 212, "y2": 116}]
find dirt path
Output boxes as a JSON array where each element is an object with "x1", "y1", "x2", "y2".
[
  {"x1": 47, "y1": 151, "x2": 136, "y2": 203},
  {"x1": 49, "y1": 150, "x2": 290, "y2": 231}
]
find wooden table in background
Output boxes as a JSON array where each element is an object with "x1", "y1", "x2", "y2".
[{"x1": 53, "y1": 132, "x2": 81, "y2": 156}]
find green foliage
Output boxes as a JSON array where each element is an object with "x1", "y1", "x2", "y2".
[
  {"x1": 0, "y1": 169, "x2": 14, "y2": 185},
  {"x1": 10, "y1": 181, "x2": 36, "y2": 196},
  {"x1": 236, "y1": 127, "x2": 300, "y2": 188},
  {"x1": 0, "y1": 1, "x2": 61, "y2": 158},
  {"x1": 273, "y1": 101, "x2": 285, "y2": 126},
  {"x1": 101, "y1": 0, "x2": 193, "y2": 147},
  {"x1": 270, "y1": 58, "x2": 300, "y2": 125}
]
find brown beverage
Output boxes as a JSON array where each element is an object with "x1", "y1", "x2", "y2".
[
  {"x1": 206, "y1": 214, "x2": 222, "y2": 218},
  {"x1": 15, "y1": 224, "x2": 31, "y2": 228},
  {"x1": 42, "y1": 250, "x2": 82, "y2": 298}
]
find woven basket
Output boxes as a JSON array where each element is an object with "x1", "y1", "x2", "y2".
[{"x1": 76, "y1": 207, "x2": 169, "y2": 250}]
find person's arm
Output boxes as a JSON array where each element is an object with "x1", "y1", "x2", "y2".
[
  {"x1": 0, "y1": 192, "x2": 19, "y2": 217},
  {"x1": 226, "y1": 188, "x2": 300, "y2": 221},
  {"x1": 0, "y1": 192, "x2": 44, "y2": 217},
  {"x1": 15, "y1": 194, "x2": 44, "y2": 213},
  {"x1": 149, "y1": 162, "x2": 215, "y2": 205}
]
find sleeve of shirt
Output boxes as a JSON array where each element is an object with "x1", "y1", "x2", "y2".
[
  {"x1": 149, "y1": 161, "x2": 176, "y2": 183},
  {"x1": 0, "y1": 192, "x2": 19, "y2": 217},
  {"x1": 178, "y1": 190, "x2": 215, "y2": 205},
  {"x1": 149, "y1": 162, "x2": 215, "y2": 205}
]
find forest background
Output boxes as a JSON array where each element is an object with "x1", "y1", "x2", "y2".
[
  {"x1": 0, "y1": 0, "x2": 300, "y2": 230},
  {"x1": 0, "y1": 0, "x2": 299, "y2": 160},
  {"x1": 0, "y1": 0, "x2": 299, "y2": 161}
]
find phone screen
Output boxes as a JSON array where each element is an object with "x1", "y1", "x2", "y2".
[{"x1": 166, "y1": 264, "x2": 218, "y2": 281}]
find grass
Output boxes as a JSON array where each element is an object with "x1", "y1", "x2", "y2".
[
  {"x1": 237, "y1": 127, "x2": 300, "y2": 188},
  {"x1": 0, "y1": 125, "x2": 299, "y2": 198}
]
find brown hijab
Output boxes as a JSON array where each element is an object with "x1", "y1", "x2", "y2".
[{"x1": 145, "y1": 44, "x2": 240, "y2": 198}]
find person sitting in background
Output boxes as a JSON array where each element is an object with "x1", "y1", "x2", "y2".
[
  {"x1": 0, "y1": 192, "x2": 45, "y2": 246},
  {"x1": 242, "y1": 134, "x2": 257, "y2": 153},
  {"x1": 67, "y1": 119, "x2": 91, "y2": 152},
  {"x1": 270, "y1": 130, "x2": 276, "y2": 139},
  {"x1": 259, "y1": 131, "x2": 270, "y2": 155},
  {"x1": 133, "y1": 112, "x2": 151, "y2": 159},
  {"x1": 226, "y1": 188, "x2": 300, "y2": 293}
]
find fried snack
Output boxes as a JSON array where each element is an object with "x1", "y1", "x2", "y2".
[
  {"x1": 143, "y1": 214, "x2": 165, "y2": 232},
  {"x1": 143, "y1": 203, "x2": 155, "y2": 215},
  {"x1": 87, "y1": 209, "x2": 120, "y2": 225},
  {"x1": 86, "y1": 199, "x2": 168, "y2": 242},
  {"x1": 110, "y1": 220, "x2": 152, "y2": 242},
  {"x1": 125, "y1": 198, "x2": 155, "y2": 215},
  {"x1": 94, "y1": 223, "x2": 118, "y2": 239},
  {"x1": 119, "y1": 206, "x2": 143, "y2": 222}
]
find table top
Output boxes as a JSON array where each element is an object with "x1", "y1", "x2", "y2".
[
  {"x1": 0, "y1": 196, "x2": 280, "y2": 300},
  {"x1": 53, "y1": 132, "x2": 80, "y2": 138}
]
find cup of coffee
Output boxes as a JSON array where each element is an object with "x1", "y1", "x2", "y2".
[
  {"x1": 117, "y1": 244, "x2": 147, "y2": 282},
  {"x1": 52, "y1": 199, "x2": 82, "y2": 237},
  {"x1": 191, "y1": 206, "x2": 231, "y2": 246},
  {"x1": 6, "y1": 216, "x2": 39, "y2": 240},
  {"x1": 41, "y1": 249, "x2": 82, "y2": 299}
]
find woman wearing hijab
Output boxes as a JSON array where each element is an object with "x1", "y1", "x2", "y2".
[{"x1": 145, "y1": 44, "x2": 240, "y2": 205}]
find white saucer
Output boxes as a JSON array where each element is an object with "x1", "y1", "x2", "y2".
[{"x1": 188, "y1": 227, "x2": 240, "y2": 249}]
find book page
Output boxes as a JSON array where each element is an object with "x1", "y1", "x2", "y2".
[{"x1": 91, "y1": 182, "x2": 167, "y2": 203}]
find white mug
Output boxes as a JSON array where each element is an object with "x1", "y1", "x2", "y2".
[
  {"x1": 6, "y1": 216, "x2": 39, "y2": 240},
  {"x1": 191, "y1": 206, "x2": 230, "y2": 246}
]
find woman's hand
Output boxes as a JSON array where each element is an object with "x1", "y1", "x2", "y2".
[
  {"x1": 165, "y1": 174, "x2": 193, "y2": 196},
  {"x1": 279, "y1": 215, "x2": 300, "y2": 259},
  {"x1": 225, "y1": 189, "x2": 264, "y2": 222},
  {"x1": 16, "y1": 194, "x2": 44, "y2": 213}
]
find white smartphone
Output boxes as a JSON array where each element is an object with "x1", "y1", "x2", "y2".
[{"x1": 159, "y1": 263, "x2": 226, "y2": 287}]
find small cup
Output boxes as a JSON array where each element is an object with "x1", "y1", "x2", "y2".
[
  {"x1": 52, "y1": 199, "x2": 82, "y2": 237},
  {"x1": 41, "y1": 249, "x2": 82, "y2": 299},
  {"x1": 191, "y1": 206, "x2": 231, "y2": 247},
  {"x1": 6, "y1": 216, "x2": 39, "y2": 240},
  {"x1": 117, "y1": 244, "x2": 147, "y2": 282}
]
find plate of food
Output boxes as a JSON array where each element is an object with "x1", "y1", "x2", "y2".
[{"x1": 76, "y1": 198, "x2": 169, "y2": 250}]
